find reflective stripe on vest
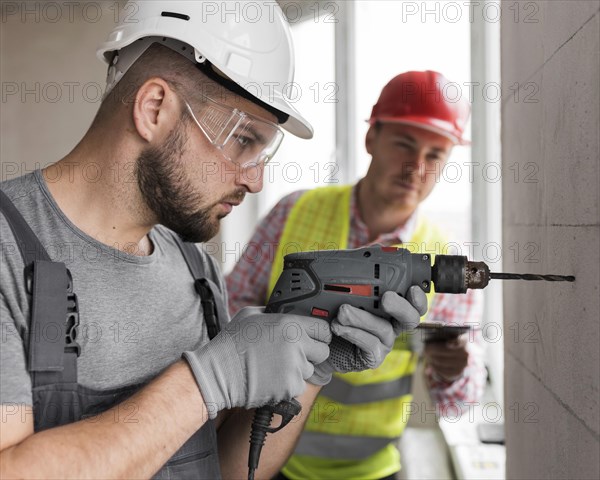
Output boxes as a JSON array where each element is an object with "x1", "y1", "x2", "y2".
[
  {"x1": 294, "y1": 431, "x2": 400, "y2": 460},
  {"x1": 321, "y1": 374, "x2": 413, "y2": 405}
]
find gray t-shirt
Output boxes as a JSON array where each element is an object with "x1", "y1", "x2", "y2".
[{"x1": 1, "y1": 171, "x2": 229, "y2": 405}]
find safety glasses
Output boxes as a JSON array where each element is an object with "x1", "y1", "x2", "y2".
[{"x1": 183, "y1": 95, "x2": 284, "y2": 169}]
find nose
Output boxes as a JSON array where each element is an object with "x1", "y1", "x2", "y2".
[
  {"x1": 416, "y1": 150, "x2": 429, "y2": 177},
  {"x1": 235, "y1": 163, "x2": 264, "y2": 194},
  {"x1": 403, "y1": 150, "x2": 428, "y2": 178}
]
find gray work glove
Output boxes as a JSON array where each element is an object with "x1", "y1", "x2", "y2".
[
  {"x1": 184, "y1": 307, "x2": 331, "y2": 418},
  {"x1": 309, "y1": 286, "x2": 427, "y2": 385}
]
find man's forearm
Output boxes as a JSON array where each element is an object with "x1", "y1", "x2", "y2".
[
  {"x1": 1, "y1": 361, "x2": 208, "y2": 479},
  {"x1": 217, "y1": 383, "x2": 321, "y2": 480}
]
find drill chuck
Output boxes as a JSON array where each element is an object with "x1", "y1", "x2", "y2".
[
  {"x1": 431, "y1": 255, "x2": 466, "y2": 293},
  {"x1": 431, "y1": 255, "x2": 491, "y2": 293}
]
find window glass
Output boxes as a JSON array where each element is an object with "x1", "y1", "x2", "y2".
[
  {"x1": 219, "y1": 19, "x2": 336, "y2": 272},
  {"x1": 354, "y1": 0, "x2": 472, "y2": 244},
  {"x1": 259, "y1": 19, "x2": 337, "y2": 217}
]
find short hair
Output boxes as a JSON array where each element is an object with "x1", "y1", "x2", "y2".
[{"x1": 91, "y1": 43, "x2": 222, "y2": 127}]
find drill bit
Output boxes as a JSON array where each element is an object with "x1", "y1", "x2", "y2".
[
  {"x1": 490, "y1": 272, "x2": 575, "y2": 282},
  {"x1": 433, "y1": 257, "x2": 575, "y2": 292}
]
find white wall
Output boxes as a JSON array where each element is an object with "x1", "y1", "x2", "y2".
[
  {"x1": 1, "y1": 1, "x2": 125, "y2": 177},
  {"x1": 501, "y1": 1, "x2": 599, "y2": 478}
]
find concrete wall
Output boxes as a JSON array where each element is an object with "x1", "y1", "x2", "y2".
[{"x1": 501, "y1": 2, "x2": 599, "y2": 479}]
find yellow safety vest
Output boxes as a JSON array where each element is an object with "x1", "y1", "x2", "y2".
[{"x1": 267, "y1": 185, "x2": 449, "y2": 480}]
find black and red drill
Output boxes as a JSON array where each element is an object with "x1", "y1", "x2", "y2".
[{"x1": 247, "y1": 246, "x2": 575, "y2": 479}]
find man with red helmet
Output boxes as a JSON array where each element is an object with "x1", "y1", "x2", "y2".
[{"x1": 227, "y1": 71, "x2": 487, "y2": 480}]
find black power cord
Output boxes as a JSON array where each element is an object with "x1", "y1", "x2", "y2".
[{"x1": 248, "y1": 399, "x2": 302, "y2": 480}]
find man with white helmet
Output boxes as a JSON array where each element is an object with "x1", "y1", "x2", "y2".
[
  {"x1": 0, "y1": 2, "x2": 426, "y2": 478},
  {"x1": 228, "y1": 70, "x2": 487, "y2": 480}
]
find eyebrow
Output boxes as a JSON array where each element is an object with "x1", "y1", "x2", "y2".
[
  {"x1": 393, "y1": 133, "x2": 448, "y2": 153},
  {"x1": 394, "y1": 133, "x2": 417, "y2": 143}
]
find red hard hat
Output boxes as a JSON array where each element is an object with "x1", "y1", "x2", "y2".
[{"x1": 369, "y1": 70, "x2": 471, "y2": 145}]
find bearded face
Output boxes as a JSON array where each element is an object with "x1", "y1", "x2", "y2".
[{"x1": 135, "y1": 119, "x2": 245, "y2": 242}]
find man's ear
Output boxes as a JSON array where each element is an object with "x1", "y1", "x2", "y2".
[
  {"x1": 365, "y1": 125, "x2": 377, "y2": 155},
  {"x1": 132, "y1": 78, "x2": 180, "y2": 143}
]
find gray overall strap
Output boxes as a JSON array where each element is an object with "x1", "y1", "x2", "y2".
[
  {"x1": 0, "y1": 189, "x2": 78, "y2": 386},
  {"x1": 172, "y1": 236, "x2": 222, "y2": 340},
  {"x1": 0, "y1": 189, "x2": 51, "y2": 264}
]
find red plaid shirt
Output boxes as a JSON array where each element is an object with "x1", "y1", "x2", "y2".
[{"x1": 226, "y1": 186, "x2": 487, "y2": 413}]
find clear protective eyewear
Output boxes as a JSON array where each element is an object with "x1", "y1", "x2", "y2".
[{"x1": 184, "y1": 96, "x2": 284, "y2": 169}]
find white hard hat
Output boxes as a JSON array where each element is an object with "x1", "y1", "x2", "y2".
[{"x1": 97, "y1": 1, "x2": 313, "y2": 139}]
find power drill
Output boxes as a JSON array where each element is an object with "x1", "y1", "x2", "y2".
[{"x1": 247, "y1": 246, "x2": 575, "y2": 479}]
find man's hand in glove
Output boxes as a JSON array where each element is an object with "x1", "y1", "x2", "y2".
[
  {"x1": 183, "y1": 308, "x2": 332, "y2": 418},
  {"x1": 310, "y1": 286, "x2": 427, "y2": 385}
]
